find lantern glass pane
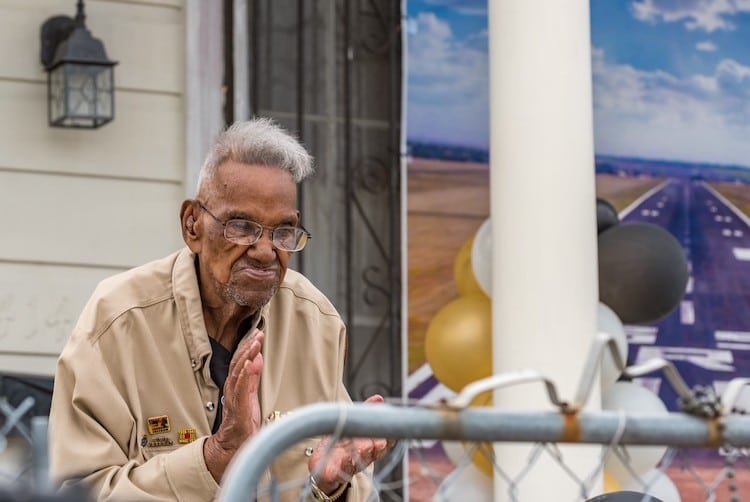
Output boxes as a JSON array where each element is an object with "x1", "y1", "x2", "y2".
[
  {"x1": 65, "y1": 64, "x2": 97, "y2": 118},
  {"x1": 50, "y1": 64, "x2": 115, "y2": 128},
  {"x1": 95, "y1": 67, "x2": 113, "y2": 119},
  {"x1": 49, "y1": 66, "x2": 67, "y2": 124}
]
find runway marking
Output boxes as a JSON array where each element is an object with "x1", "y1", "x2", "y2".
[
  {"x1": 703, "y1": 182, "x2": 750, "y2": 229},
  {"x1": 717, "y1": 342, "x2": 750, "y2": 351},
  {"x1": 715, "y1": 330, "x2": 750, "y2": 343},
  {"x1": 619, "y1": 179, "x2": 673, "y2": 219},
  {"x1": 680, "y1": 300, "x2": 695, "y2": 325},
  {"x1": 406, "y1": 363, "x2": 434, "y2": 392},
  {"x1": 715, "y1": 331, "x2": 750, "y2": 351},
  {"x1": 732, "y1": 248, "x2": 750, "y2": 261},
  {"x1": 624, "y1": 325, "x2": 658, "y2": 345},
  {"x1": 635, "y1": 346, "x2": 735, "y2": 372}
]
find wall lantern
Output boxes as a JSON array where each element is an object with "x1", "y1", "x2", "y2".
[{"x1": 40, "y1": 0, "x2": 118, "y2": 128}]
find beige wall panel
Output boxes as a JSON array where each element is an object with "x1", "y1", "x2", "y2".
[
  {"x1": 0, "y1": 81, "x2": 184, "y2": 181},
  {"x1": 0, "y1": 354, "x2": 57, "y2": 377},
  {"x1": 0, "y1": 262, "x2": 126, "y2": 375},
  {"x1": 0, "y1": 170, "x2": 185, "y2": 267},
  {"x1": 0, "y1": 0, "x2": 184, "y2": 94},
  {"x1": 99, "y1": 0, "x2": 183, "y2": 8}
]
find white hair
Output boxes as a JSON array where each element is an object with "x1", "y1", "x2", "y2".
[{"x1": 197, "y1": 118, "x2": 314, "y2": 194}]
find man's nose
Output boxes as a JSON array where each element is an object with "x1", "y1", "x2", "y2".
[{"x1": 248, "y1": 229, "x2": 276, "y2": 257}]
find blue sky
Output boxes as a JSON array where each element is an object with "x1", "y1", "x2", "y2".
[
  {"x1": 406, "y1": 0, "x2": 750, "y2": 166},
  {"x1": 405, "y1": 0, "x2": 489, "y2": 149}
]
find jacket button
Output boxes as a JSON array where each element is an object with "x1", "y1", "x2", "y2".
[
  {"x1": 206, "y1": 401, "x2": 215, "y2": 411},
  {"x1": 191, "y1": 359, "x2": 197, "y2": 368}
]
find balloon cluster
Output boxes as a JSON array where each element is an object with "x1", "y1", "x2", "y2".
[
  {"x1": 596, "y1": 197, "x2": 685, "y2": 501},
  {"x1": 425, "y1": 221, "x2": 492, "y2": 394},
  {"x1": 425, "y1": 220, "x2": 494, "y2": 487},
  {"x1": 426, "y1": 199, "x2": 689, "y2": 496}
]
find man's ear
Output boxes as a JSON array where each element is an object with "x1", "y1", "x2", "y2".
[{"x1": 180, "y1": 200, "x2": 202, "y2": 253}]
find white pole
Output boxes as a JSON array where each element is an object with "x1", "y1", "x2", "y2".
[
  {"x1": 185, "y1": 0, "x2": 225, "y2": 195},
  {"x1": 488, "y1": 1, "x2": 599, "y2": 500}
]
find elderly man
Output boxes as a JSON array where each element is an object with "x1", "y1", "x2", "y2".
[{"x1": 49, "y1": 118, "x2": 389, "y2": 501}]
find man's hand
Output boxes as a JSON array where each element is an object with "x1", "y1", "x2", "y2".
[
  {"x1": 308, "y1": 395, "x2": 393, "y2": 494},
  {"x1": 204, "y1": 330, "x2": 265, "y2": 482}
]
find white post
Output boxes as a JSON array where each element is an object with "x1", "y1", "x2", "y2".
[
  {"x1": 185, "y1": 0, "x2": 225, "y2": 195},
  {"x1": 488, "y1": 1, "x2": 599, "y2": 500}
]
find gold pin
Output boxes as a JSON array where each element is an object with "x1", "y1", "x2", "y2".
[
  {"x1": 147, "y1": 415, "x2": 171, "y2": 435},
  {"x1": 265, "y1": 410, "x2": 282, "y2": 424},
  {"x1": 178, "y1": 428, "x2": 197, "y2": 444}
]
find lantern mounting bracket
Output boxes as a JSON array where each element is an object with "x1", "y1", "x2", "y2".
[{"x1": 40, "y1": 16, "x2": 76, "y2": 69}]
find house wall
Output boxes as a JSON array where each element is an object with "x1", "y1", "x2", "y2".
[{"x1": 0, "y1": 0, "x2": 188, "y2": 375}]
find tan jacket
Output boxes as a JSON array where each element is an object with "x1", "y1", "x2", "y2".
[{"x1": 50, "y1": 248, "x2": 371, "y2": 501}]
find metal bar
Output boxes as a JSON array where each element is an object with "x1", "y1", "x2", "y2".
[
  {"x1": 343, "y1": 0, "x2": 354, "y2": 381},
  {"x1": 296, "y1": 0, "x2": 306, "y2": 274},
  {"x1": 233, "y1": 0, "x2": 250, "y2": 121},
  {"x1": 31, "y1": 416, "x2": 52, "y2": 495},
  {"x1": 219, "y1": 402, "x2": 750, "y2": 501},
  {"x1": 388, "y1": 0, "x2": 402, "y2": 400}
]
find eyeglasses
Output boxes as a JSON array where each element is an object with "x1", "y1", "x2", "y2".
[{"x1": 196, "y1": 201, "x2": 311, "y2": 252}]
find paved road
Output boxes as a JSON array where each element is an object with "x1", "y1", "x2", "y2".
[
  {"x1": 408, "y1": 175, "x2": 750, "y2": 411},
  {"x1": 620, "y1": 178, "x2": 750, "y2": 413}
]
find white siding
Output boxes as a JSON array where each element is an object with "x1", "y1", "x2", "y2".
[{"x1": 0, "y1": 0, "x2": 187, "y2": 375}]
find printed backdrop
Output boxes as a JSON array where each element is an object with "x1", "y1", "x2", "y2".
[{"x1": 404, "y1": 0, "x2": 750, "y2": 500}]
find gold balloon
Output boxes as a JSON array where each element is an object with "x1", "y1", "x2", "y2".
[
  {"x1": 466, "y1": 442, "x2": 494, "y2": 477},
  {"x1": 424, "y1": 295, "x2": 492, "y2": 393},
  {"x1": 604, "y1": 471, "x2": 621, "y2": 493},
  {"x1": 453, "y1": 237, "x2": 487, "y2": 298}
]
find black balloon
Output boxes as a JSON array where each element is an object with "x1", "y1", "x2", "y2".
[
  {"x1": 586, "y1": 492, "x2": 664, "y2": 502},
  {"x1": 598, "y1": 222, "x2": 689, "y2": 324},
  {"x1": 597, "y1": 198, "x2": 620, "y2": 234}
]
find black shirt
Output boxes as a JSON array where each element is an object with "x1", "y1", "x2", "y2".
[{"x1": 208, "y1": 337, "x2": 232, "y2": 433}]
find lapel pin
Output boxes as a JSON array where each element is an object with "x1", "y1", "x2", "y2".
[
  {"x1": 178, "y1": 428, "x2": 198, "y2": 444},
  {"x1": 147, "y1": 436, "x2": 174, "y2": 448},
  {"x1": 147, "y1": 415, "x2": 171, "y2": 435}
]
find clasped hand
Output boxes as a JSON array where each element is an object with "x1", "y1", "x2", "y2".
[{"x1": 307, "y1": 394, "x2": 393, "y2": 494}]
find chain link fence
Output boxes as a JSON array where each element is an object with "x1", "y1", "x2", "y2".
[
  {"x1": 220, "y1": 335, "x2": 750, "y2": 501},
  {"x1": 4, "y1": 337, "x2": 750, "y2": 501},
  {"x1": 0, "y1": 374, "x2": 75, "y2": 501},
  {"x1": 217, "y1": 399, "x2": 750, "y2": 501}
]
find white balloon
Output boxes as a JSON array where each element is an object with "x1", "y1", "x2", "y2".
[
  {"x1": 471, "y1": 218, "x2": 493, "y2": 297},
  {"x1": 622, "y1": 469, "x2": 681, "y2": 502},
  {"x1": 441, "y1": 441, "x2": 469, "y2": 468},
  {"x1": 434, "y1": 464, "x2": 493, "y2": 502},
  {"x1": 603, "y1": 382, "x2": 668, "y2": 484},
  {"x1": 598, "y1": 302, "x2": 628, "y2": 393}
]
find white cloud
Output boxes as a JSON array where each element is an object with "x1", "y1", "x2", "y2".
[
  {"x1": 406, "y1": 12, "x2": 489, "y2": 148},
  {"x1": 593, "y1": 47, "x2": 750, "y2": 166},
  {"x1": 696, "y1": 40, "x2": 718, "y2": 51},
  {"x1": 631, "y1": 0, "x2": 750, "y2": 32},
  {"x1": 423, "y1": 0, "x2": 487, "y2": 16}
]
